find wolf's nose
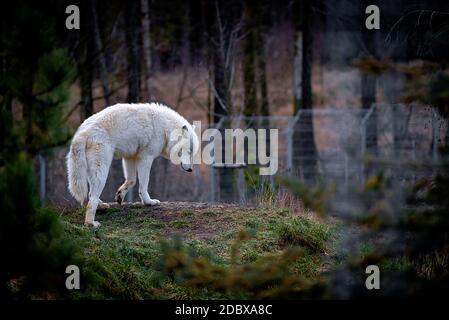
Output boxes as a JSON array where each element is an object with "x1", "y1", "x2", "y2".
[{"x1": 187, "y1": 168, "x2": 192, "y2": 172}]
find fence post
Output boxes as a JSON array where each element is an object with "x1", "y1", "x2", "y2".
[
  {"x1": 38, "y1": 153, "x2": 46, "y2": 204},
  {"x1": 287, "y1": 110, "x2": 301, "y2": 172},
  {"x1": 209, "y1": 118, "x2": 225, "y2": 203},
  {"x1": 237, "y1": 169, "x2": 246, "y2": 205},
  {"x1": 209, "y1": 165, "x2": 215, "y2": 202},
  {"x1": 287, "y1": 125, "x2": 293, "y2": 171}
]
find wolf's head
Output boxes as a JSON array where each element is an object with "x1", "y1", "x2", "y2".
[{"x1": 169, "y1": 124, "x2": 199, "y2": 172}]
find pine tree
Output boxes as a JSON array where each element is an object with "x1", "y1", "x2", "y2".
[{"x1": 0, "y1": 1, "x2": 79, "y2": 298}]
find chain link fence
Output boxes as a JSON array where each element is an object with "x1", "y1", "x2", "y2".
[{"x1": 35, "y1": 104, "x2": 448, "y2": 206}]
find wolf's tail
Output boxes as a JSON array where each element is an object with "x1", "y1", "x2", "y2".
[{"x1": 67, "y1": 132, "x2": 88, "y2": 205}]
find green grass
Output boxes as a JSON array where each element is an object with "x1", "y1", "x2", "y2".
[
  {"x1": 170, "y1": 220, "x2": 189, "y2": 229},
  {"x1": 61, "y1": 203, "x2": 336, "y2": 299},
  {"x1": 272, "y1": 217, "x2": 333, "y2": 254}
]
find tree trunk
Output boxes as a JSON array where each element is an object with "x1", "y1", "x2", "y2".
[
  {"x1": 211, "y1": 0, "x2": 235, "y2": 201},
  {"x1": 301, "y1": 1, "x2": 313, "y2": 115},
  {"x1": 89, "y1": 0, "x2": 110, "y2": 105},
  {"x1": 361, "y1": 73, "x2": 377, "y2": 154},
  {"x1": 212, "y1": 50, "x2": 229, "y2": 123},
  {"x1": 79, "y1": 14, "x2": 94, "y2": 119},
  {"x1": 211, "y1": 1, "x2": 231, "y2": 123},
  {"x1": 80, "y1": 62, "x2": 93, "y2": 119},
  {"x1": 255, "y1": 0, "x2": 269, "y2": 117},
  {"x1": 361, "y1": 16, "x2": 378, "y2": 155},
  {"x1": 293, "y1": 31, "x2": 302, "y2": 113},
  {"x1": 254, "y1": 2, "x2": 270, "y2": 172},
  {"x1": 242, "y1": 0, "x2": 257, "y2": 116},
  {"x1": 292, "y1": 0, "x2": 302, "y2": 176},
  {"x1": 140, "y1": 0, "x2": 152, "y2": 100},
  {"x1": 297, "y1": 0, "x2": 317, "y2": 181},
  {"x1": 202, "y1": 0, "x2": 214, "y2": 122},
  {"x1": 257, "y1": 45, "x2": 269, "y2": 116},
  {"x1": 188, "y1": 0, "x2": 203, "y2": 64},
  {"x1": 125, "y1": 0, "x2": 142, "y2": 103},
  {"x1": 72, "y1": 0, "x2": 94, "y2": 120}
]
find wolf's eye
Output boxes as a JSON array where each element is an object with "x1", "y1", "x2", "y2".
[{"x1": 178, "y1": 149, "x2": 182, "y2": 157}]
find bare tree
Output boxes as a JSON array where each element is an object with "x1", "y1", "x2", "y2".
[
  {"x1": 210, "y1": 0, "x2": 242, "y2": 122},
  {"x1": 361, "y1": 30, "x2": 378, "y2": 155},
  {"x1": 71, "y1": 1, "x2": 94, "y2": 120},
  {"x1": 255, "y1": 0, "x2": 269, "y2": 117},
  {"x1": 141, "y1": 0, "x2": 153, "y2": 100},
  {"x1": 292, "y1": 0, "x2": 302, "y2": 174},
  {"x1": 75, "y1": 0, "x2": 94, "y2": 119},
  {"x1": 125, "y1": 0, "x2": 142, "y2": 102},
  {"x1": 293, "y1": 29, "x2": 302, "y2": 112},
  {"x1": 78, "y1": 44, "x2": 93, "y2": 119},
  {"x1": 89, "y1": 0, "x2": 110, "y2": 105},
  {"x1": 257, "y1": 35, "x2": 269, "y2": 117},
  {"x1": 242, "y1": 0, "x2": 270, "y2": 117},
  {"x1": 243, "y1": 0, "x2": 258, "y2": 116},
  {"x1": 294, "y1": 0, "x2": 317, "y2": 181},
  {"x1": 209, "y1": 0, "x2": 244, "y2": 201}
]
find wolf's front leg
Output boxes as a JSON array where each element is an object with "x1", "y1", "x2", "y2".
[{"x1": 137, "y1": 155, "x2": 160, "y2": 206}]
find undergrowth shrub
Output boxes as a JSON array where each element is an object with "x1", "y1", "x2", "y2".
[
  {"x1": 0, "y1": 154, "x2": 79, "y2": 299},
  {"x1": 273, "y1": 217, "x2": 332, "y2": 254},
  {"x1": 156, "y1": 234, "x2": 325, "y2": 299}
]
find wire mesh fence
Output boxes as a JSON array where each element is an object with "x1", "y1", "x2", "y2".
[{"x1": 36, "y1": 104, "x2": 448, "y2": 206}]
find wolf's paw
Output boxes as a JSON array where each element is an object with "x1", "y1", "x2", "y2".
[
  {"x1": 143, "y1": 199, "x2": 160, "y2": 206},
  {"x1": 98, "y1": 201, "x2": 110, "y2": 210},
  {"x1": 84, "y1": 220, "x2": 101, "y2": 228}
]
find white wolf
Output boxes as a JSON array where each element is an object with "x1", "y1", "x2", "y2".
[{"x1": 66, "y1": 102, "x2": 199, "y2": 227}]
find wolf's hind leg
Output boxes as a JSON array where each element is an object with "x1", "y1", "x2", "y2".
[
  {"x1": 115, "y1": 158, "x2": 137, "y2": 204},
  {"x1": 137, "y1": 155, "x2": 160, "y2": 206},
  {"x1": 85, "y1": 144, "x2": 112, "y2": 227}
]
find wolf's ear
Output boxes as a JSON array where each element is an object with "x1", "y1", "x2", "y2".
[{"x1": 192, "y1": 124, "x2": 196, "y2": 130}]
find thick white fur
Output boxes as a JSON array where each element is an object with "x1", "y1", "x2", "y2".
[{"x1": 66, "y1": 102, "x2": 199, "y2": 227}]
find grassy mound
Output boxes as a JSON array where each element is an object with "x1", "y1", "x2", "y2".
[{"x1": 61, "y1": 202, "x2": 336, "y2": 299}]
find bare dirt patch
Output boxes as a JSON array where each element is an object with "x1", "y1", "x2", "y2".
[{"x1": 97, "y1": 201, "x2": 254, "y2": 240}]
